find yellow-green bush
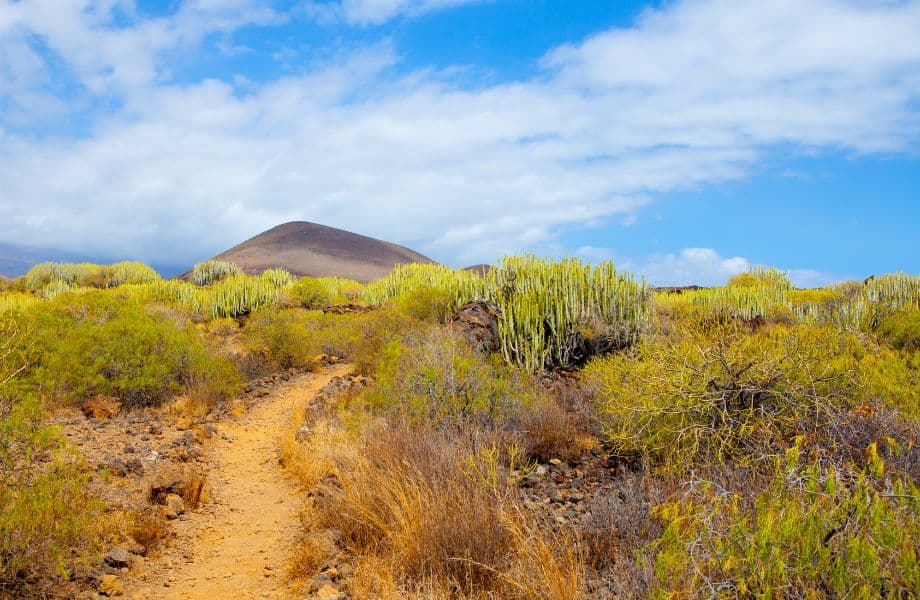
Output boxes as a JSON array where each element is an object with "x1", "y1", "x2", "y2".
[
  {"x1": 10, "y1": 291, "x2": 240, "y2": 407},
  {"x1": 0, "y1": 318, "x2": 104, "y2": 591},
  {"x1": 189, "y1": 260, "x2": 242, "y2": 286},
  {"x1": 288, "y1": 277, "x2": 338, "y2": 309},
  {"x1": 652, "y1": 446, "x2": 920, "y2": 598},
  {"x1": 243, "y1": 308, "x2": 347, "y2": 370},
  {"x1": 875, "y1": 307, "x2": 920, "y2": 351},
  {"x1": 0, "y1": 292, "x2": 39, "y2": 314},
  {"x1": 584, "y1": 324, "x2": 868, "y2": 469},
  {"x1": 364, "y1": 327, "x2": 540, "y2": 426}
]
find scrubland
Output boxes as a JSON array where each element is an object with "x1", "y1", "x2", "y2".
[{"x1": 0, "y1": 258, "x2": 917, "y2": 598}]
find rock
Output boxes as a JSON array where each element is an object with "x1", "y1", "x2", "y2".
[
  {"x1": 310, "y1": 573, "x2": 331, "y2": 591},
  {"x1": 450, "y1": 301, "x2": 501, "y2": 354},
  {"x1": 104, "y1": 547, "x2": 131, "y2": 569},
  {"x1": 125, "y1": 458, "x2": 144, "y2": 476},
  {"x1": 534, "y1": 465, "x2": 548, "y2": 476},
  {"x1": 316, "y1": 584, "x2": 346, "y2": 600},
  {"x1": 98, "y1": 574, "x2": 124, "y2": 597},
  {"x1": 81, "y1": 395, "x2": 121, "y2": 420},
  {"x1": 194, "y1": 423, "x2": 217, "y2": 441},
  {"x1": 549, "y1": 458, "x2": 562, "y2": 466},
  {"x1": 125, "y1": 539, "x2": 147, "y2": 556},
  {"x1": 149, "y1": 476, "x2": 184, "y2": 504},
  {"x1": 100, "y1": 459, "x2": 128, "y2": 477},
  {"x1": 163, "y1": 494, "x2": 186, "y2": 520},
  {"x1": 295, "y1": 425, "x2": 312, "y2": 442}
]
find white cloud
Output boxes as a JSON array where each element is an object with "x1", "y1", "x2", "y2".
[
  {"x1": 337, "y1": 0, "x2": 483, "y2": 25},
  {"x1": 634, "y1": 248, "x2": 751, "y2": 286},
  {"x1": 579, "y1": 246, "x2": 841, "y2": 287},
  {"x1": 0, "y1": 0, "x2": 918, "y2": 270}
]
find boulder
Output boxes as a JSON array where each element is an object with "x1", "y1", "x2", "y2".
[{"x1": 450, "y1": 301, "x2": 501, "y2": 354}]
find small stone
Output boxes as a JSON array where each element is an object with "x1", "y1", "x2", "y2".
[
  {"x1": 295, "y1": 426, "x2": 312, "y2": 442},
  {"x1": 105, "y1": 547, "x2": 131, "y2": 569},
  {"x1": 98, "y1": 574, "x2": 124, "y2": 597},
  {"x1": 163, "y1": 494, "x2": 185, "y2": 520},
  {"x1": 316, "y1": 584, "x2": 346, "y2": 600},
  {"x1": 549, "y1": 458, "x2": 562, "y2": 466},
  {"x1": 534, "y1": 465, "x2": 548, "y2": 476}
]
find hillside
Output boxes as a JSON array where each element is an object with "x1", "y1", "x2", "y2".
[{"x1": 208, "y1": 221, "x2": 434, "y2": 282}]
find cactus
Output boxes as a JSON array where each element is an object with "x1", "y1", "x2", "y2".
[
  {"x1": 189, "y1": 260, "x2": 242, "y2": 286},
  {"x1": 260, "y1": 268, "x2": 295, "y2": 288},
  {"x1": 365, "y1": 256, "x2": 650, "y2": 372},
  {"x1": 105, "y1": 261, "x2": 161, "y2": 287}
]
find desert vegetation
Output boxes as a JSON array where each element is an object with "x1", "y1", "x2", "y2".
[{"x1": 0, "y1": 257, "x2": 917, "y2": 598}]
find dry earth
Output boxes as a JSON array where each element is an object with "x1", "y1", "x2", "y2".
[{"x1": 124, "y1": 364, "x2": 353, "y2": 600}]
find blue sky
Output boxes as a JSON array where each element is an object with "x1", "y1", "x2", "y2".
[{"x1": 0, "y1": 0, "x2": 918, "y2": 284}]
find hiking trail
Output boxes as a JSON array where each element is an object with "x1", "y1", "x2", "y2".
[{"x1": 126, "y1": 364, "x2": 353, "y2": 600}]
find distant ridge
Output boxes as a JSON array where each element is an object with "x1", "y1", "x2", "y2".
[{"x1": 208, "y1": 221, "x2": 435, "y2": 283}]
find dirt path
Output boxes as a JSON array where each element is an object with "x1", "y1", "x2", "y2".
[{"x1": 126, "y1": 364, "x2": 353, "y2": 600}]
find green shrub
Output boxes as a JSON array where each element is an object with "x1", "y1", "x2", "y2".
[
  {"x1": 12, "y1": 291, "x2": 240, "y2": 407},
  {"x1": 584, "y1": 324, "x2": 867, "y2": 469},
  {"x1": 875, "y1": 307, "x2": 920, "y2": 351},
  {"x1": 364, "y1": 327, "x2": 540, "y2": 426},
  {"x1": 0, "y1": 318, "x2": 104, "y2": 591},
  {"x1": 652, "y1": 446, "x2": 920, "y2": 598},
  {"x1": 244, "y1": 308, "x2": 336, "y2": 370},
  {"x1": 289, "y1": 278, "x2": 337, "y2": 309},
  {"x1": 189, "y1": 260, "x2": 242, "y2": 286}
]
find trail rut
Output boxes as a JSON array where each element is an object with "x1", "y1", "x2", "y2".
[{"x1": 126, "y1": 364, "x2": 353, "y2": 600}]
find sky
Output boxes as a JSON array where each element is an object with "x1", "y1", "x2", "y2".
[{"x1": 0, "y1": 0, "x2": 918, "y2": 285}]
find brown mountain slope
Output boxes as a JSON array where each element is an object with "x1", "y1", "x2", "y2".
[{"x1": 209, "y1": 221, "x2": 434, "y2": 282}]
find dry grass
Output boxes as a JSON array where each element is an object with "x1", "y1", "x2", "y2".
[
  {"x1": 128, "y1": 507, "x2": 169, "y2": 551},
  {"x1": 286, "y1": 417, "x2": 586, "y2": 599}
]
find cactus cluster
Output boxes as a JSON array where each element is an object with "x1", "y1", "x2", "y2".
[
  {"x1": 24, "y1": 261, "x2": 162, "y2": 291},
  {"x1": 366, "y1": 256, "x2": 649, "y2": 372},
  {"x1": 189, "y1": 260, "x2": 243, "y2": 286},
  {"x1": 363, "y1": 263, "x2": 479, "y2": 312},
  {"x1": 147, "y1": 272, "x2": 287, "y2": 318},
  {"x1": 260, "y1": 268, "x2": 295, "y2": 288},
  {"x1": 481, "y1": 256, "x2": 649, "y2": 371},
  {"x1": 105, "y1": 261, "x2": 162, "y2": 286}
]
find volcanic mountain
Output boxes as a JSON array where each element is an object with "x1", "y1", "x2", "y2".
[{"x1": 207, "y1": 221, "x2": 434, "y2": 282}]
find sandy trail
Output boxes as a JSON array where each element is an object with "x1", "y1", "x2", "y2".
[{"x1": 127, "y1": 364, "x2": 353, "y2": 600}]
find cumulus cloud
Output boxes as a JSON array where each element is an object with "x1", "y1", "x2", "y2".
[
  {"x1": 579, "y1": 246, "x2": 841, "y2": 287},
  {"x1": 0, "y1": 0, "x2": 918, "y2": 272}
]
